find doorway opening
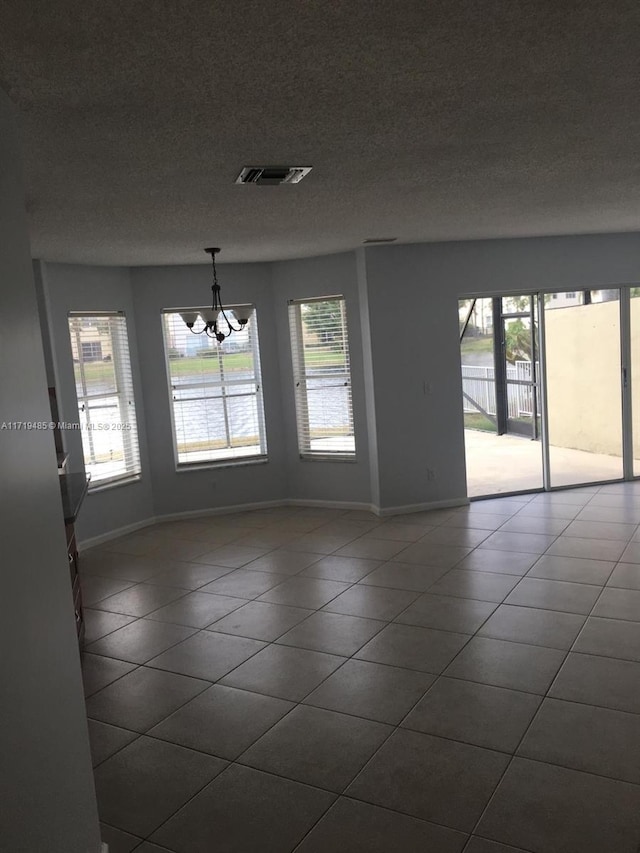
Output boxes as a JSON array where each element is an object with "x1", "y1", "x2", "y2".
[{"x1": 460, "y1": 289, "x2": 629, "y2": 497}]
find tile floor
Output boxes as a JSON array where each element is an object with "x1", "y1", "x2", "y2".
[{"x1": 79, "y1": 483, "x2": 640, "y2": 853}]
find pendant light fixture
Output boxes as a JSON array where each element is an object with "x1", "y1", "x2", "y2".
[{"x1": 180, "y1": 248, "x2": 248, "y2": 342}]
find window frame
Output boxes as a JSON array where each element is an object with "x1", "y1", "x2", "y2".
[
  {"x1": 68, "y1": 311, "x2": 142, "y2": 490},
  {"x1": 162, "y1": 305, "x2": 268, "y2": 470},
  {"x1": 288, "y1": 294, "x2": 356, "y2": 462}
]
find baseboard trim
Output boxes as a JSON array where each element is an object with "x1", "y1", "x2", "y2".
[
  {"x1": 376, "y1": 497, "x2": 469, "y2": 517},
  {"x1": 78, "y1": 495, "x2": 468, "y2": 550}
]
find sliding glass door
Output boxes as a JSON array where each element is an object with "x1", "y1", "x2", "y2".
[{"x1": 461, "y1": 287, "x2": 633, "y2": 497}]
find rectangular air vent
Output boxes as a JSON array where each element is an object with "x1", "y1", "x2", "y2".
[{"x1": 235, "y1": 166, "x2": 312, "y2": 185}]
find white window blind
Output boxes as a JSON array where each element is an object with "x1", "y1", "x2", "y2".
[
  {"x1": 288, "y1": 295, "x2": 356, "y2": 458},
  {"x1": 68, "y1": 313, "x2": 141, "y2": 487},
  {"x1": 162, "y1": 307, "x2": 267, "y2": 466}
]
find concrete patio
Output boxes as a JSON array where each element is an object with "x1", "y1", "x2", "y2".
[{"x1": 464, "y1": 429, "x2": 627, "y2": 497}]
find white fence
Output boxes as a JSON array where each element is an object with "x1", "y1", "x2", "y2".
[{"x1": 462, "y1": 361, "x2": 536, "y2": 420}]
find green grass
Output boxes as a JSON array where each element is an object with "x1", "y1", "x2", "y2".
[
  {"x1": 460, "y1": 335, "x2": 493, "y2": 356},
  {"x1": 464, "y1": 412, "x2": 496, "y2": 432}
]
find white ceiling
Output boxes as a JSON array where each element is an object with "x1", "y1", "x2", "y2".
[{"x1": 2, "y1": 1, "x2": 640, "y2": 265}]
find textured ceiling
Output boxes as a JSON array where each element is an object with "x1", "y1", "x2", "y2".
[{"x1": 1, "y1": 1, "x2": 640, "y2": 265}]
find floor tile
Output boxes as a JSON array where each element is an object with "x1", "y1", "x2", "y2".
[
  {"x1": 258, "y1": 576, "x2": 352, "y2": 608},
  {"x1": 220, "y1": 644, "x2": 345, "y2": 701},
  {"x1": 619, "y1": 542, "x2": 640, "y2": 563},
  {"x1": 573, "y1": 616, "x2": 640, "y2": 661},
  {"x1": 193, "y1": 544, "x2": 270, "y2": 568},
  {"x1": 92, "y1": 584, "x2": 188, "y2": 618},
  {"x1": 402, "y1": 677, "x2": 540, "y2": 753},
  {"x1": 549, "y1": 652, "x2": 640, "y2": 713},
  {"x1": 88, "y1": 719, "x2": 139, "y2": 767},
  {"x1": 518, "y1": 697, "x2": 640, "y2": 784},
  {"x1": 81, "y1": 653, "x2": 137, "y2": 697},
  {"x1": 576, "y1": 504, "x2": 640, "y2": 524},
  {"x1": 363, "y1": 522, "x2": 433, "y2": 542},
  {"x1": 607, "y1": 562, "x2": 640, "y2": 589},
  {"x1": 526, "y1": 554, "x2": 614, "y2": 585},
  {"x1": 393, "y1": 542, "x2": 472, "y2": 568},
  {"x1": 207, "y1": 600, "x2": 313, "y2": 641},
  {"x1": 276, "y1": 611, "x2": 385, "y2": 656},
  {"x1": 476, "y1": 757, "x2": 640, "y2": 853},
  {"x1": 563, "y1": 519, "x2": 638, "y2": 541},
  {"x1": 94, "y1": 736, "x2": 226, "y2": 837},
  {"x1": 85, "y1": 619, "x2": 197, "y2": 664},
  {"x1": 80, "y1": 575, "x2": 136, "y2": 606},
  {"x1": 394, "y1": 593, "x2": 496, "y2": 633},
  {"x1": 465, "y1": 840, "x2": 530, "y2": 853},
  {"x1": 466, "y1": 498, "x2": 528, "y2": 514},
  {"x1": 134, "y1": 843, "x2": 176, "y2": 853},
  {"x1": 148, "y1": 631, "x2": 265, "y2": 681},
  {"x1": 333, "y1": 537, "x2": 408, "y2": 561},
  {"x1": 442, "y1": 511, "x2": 508, "y2": 530},
  {"x1": 478, "y1": 604, "x2": 585, "y2": 649},
  {"x1": 146, "y1": 591, "x2": 247, "y2": 628},
  {"x1": 304, "y1": 659, "x2": 434, "y2": 724},
  {"x1": 82, "y1": 609, "x2": 138, "y2": 644},
  {"x1": 199, "y1": 569, "x2": 289, "y2": 598},
  {"x1": 592, "y1": 587, "x2": 640, "y2": 621},
  {"x1": 299, "y1": 555, "x2": 383, "y2": 582},
  {"x1": 80, "y1": 552, "x2": 165, "y2": 582},
  {"x1": 419, "y1": 526, "x2": 490, "y2": 547},
  {"x1": 504, "y1": 577, "x2": 601, "y2": 615},
  {"x1": 151, "y1": 764, "x2": 335, "y2": 853},
  {"x1": 512, "y1": 501, "x2": 580, "y2": 520},
  {"x1": 323, "y1": 585, "x2": 420, "y2": 619},
  {"x1": 427, "y1": 570, "x2": 520, "y2": 603},
  {"x1": 355, "y1": 623, "x2": 470, "y2": 674},
  {"x1": 346, "y1": 729, "x2": 508, "y2": 832},
  {"x1": 243, "y1": 550, "x2": 320, "y2": 575},
  {"x1": 143, "y1": 562, "x2": 234, "y2": 590},
  {"x1": 295, "y1": 796, "x2": 467, "y2": 853},
  {"x1": 99, "y1": 823, "x2": 142, "y2": 853},
  {"x1": 149, "y1": 684, "x2": 294, "y2": 759},
  {"x1": 149, "y1": 539, "x2": 213, "y2": 561},
  {"x1": 358, "y1": 561, "x2": 448, "y2": 592},
  {"x1": 455, "y1": 549, "x2": 537, "y2": 576},
  {"x1": 545, "y1": 536, "x2": 626, "y2": 561},
  {"x1": 240, "y1": 705, "x2": 391, "y2": 792},
  {"x1": 444, "y1": 636, "x2": 565, "y2": 694},
  {"x1": 498, "y1": 515, "x2": 570, "y2": 536},
  {"x1": 86, "y1": 666, "x2": 210, "y2": 731},
  {"x1": 285, "y1": 532, "x2": 357, "y2": 554},
  {"x1": 479, "y1": 531, "x2": 556, "y2": 554}
]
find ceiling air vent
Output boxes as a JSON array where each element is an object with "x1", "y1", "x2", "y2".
[{"x1": 235, "y1": 166, "x2": 312, "y2": 185}]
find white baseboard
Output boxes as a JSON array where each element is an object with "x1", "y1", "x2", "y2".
[
  {"x1": 377, "y1": 497, "x2": 469, "y2": 517},
  {"x1": 100, "y1": 843, "x2": 109, "y2": 853},
  {"x1": 78, "y1": 495, "x2": 468, "y2": 550}
]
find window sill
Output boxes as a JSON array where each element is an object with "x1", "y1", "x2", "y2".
[
  {"x1": 88, "y1": 474, "x2": 142, "y2": 494},
  {"x1": 299, "y1": 454, "x2": 357, "y2": 463},
  {"x1": 175, "y1": 456, "x2": 269, "y2": 473}
]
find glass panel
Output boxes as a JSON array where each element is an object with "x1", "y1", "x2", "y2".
[
  {"x1": 460, "y1": 295, "x2": 543, "y2": 496},
  {"x1": 544, "y1": 289, "x2": 623, "y2": 487}
]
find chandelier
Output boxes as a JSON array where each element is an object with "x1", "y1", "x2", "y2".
[{"x1": 180, "y1": 248, "x2": 248, "y2": 342}]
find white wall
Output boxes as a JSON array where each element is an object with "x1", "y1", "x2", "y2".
[
  {"x1": 363, "y1": 233, "x2": 640, "y2": 507},
  {"x1": 0, "y1": 92, "x2": 101, "y2": 852},
  {"x1": 271, "y1": 252, "x2": 373, "y2": 506},
  {"x1": 40, "y1": 262, "x2": 155, "y2": 541}
]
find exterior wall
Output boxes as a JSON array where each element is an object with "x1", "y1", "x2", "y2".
[{"x1": 545, "y1": 300, "x2": 623, "y2": 456}]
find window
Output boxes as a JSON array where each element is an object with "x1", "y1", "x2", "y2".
[
  {"x1": 68, "y1": 313, "x2": 141, "y2": 487},
  {"x1": 162, "y1": 307, "x2": 267, "y2": 466},
  {"x1": 288, "y1": 295, "x2": 355, "y2": 458}
]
